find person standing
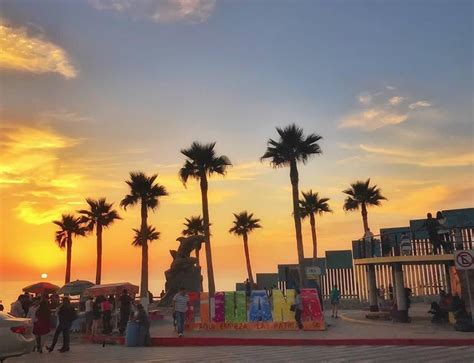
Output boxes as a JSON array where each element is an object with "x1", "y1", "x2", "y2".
[
  {"x1": 10, "y1": 295, "x2": 25, "y2": 317},
  {"x1": 330, "y1": 284, "x2": 341, "y2": 318},
  {"x1": 172, "y1": 287, "x2": 189, "y2": 337},
  {"x1": 91, "y1": 297, "x2": 102, "y2": 336},
  {"x1": 101, "y1": 295, "x2": 112, "y2": 334},
  {"x1": 244, "y1": 279, "x2": 251, "y2": 299},
  {"x1": 294, "y1": 289, "x2": 303, "y2": 329},
  {"x1": 136, "y1": 304, "x2": 151, "y2": 346},
  {"x1": 33, "y1": 300, "x2": 51, "y2": 353},
  {"x1": 436, "y1": 211, "x2": 452, "y2": 253},
  {"x1": 26, "y1": 298, "x2": 40, "y2": 324},
  {"x1": 423, "y1": 213, "x2": 441, "y2": 254},
  {"x1": 84, "y1": 297, "x2": 93, "y2": 335},
  {"x1": 119, "y1": 289, "x2": 132, "y2": 335},
  {"x1": 48, "y1": 297, "x2": 77, "y2": 353}
]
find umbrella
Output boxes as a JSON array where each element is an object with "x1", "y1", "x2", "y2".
[
  {"x1": 57, "y1": 280, "x2": 94, "y2": 296},
  {"x1": 23, "y1": 282, "x2": 60, "y2": 295}
]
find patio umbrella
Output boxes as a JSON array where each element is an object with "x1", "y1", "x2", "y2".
[
  {"x1": 57, "y1": 280, "x2": 94, "y2": 296},
  {"x1": 23, "y1": 282, "x2": 60, "y2": 295}
]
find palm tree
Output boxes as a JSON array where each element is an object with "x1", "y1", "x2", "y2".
[
  {"x1": 229, "y1": 211, "x2": 262, "y2": 286},
  {"x1": 261, "y1": 124, "x2": 322, "y2": 287},
  {"x1": 78, "y1": 198, "x2": 121, "y2": 285},
  {"x1": 182, "y1": 216, "x2": 207, "y2": 265},
  {"x1": 121, "y1": 172, "x2": 168, "y2": 298},
  {"x1": 132, "y1": 225, "x2": 160, "y2": 247},
  {"x1": 53, "y1": 214, "x2": 87, "y2": 284},
  {"x1": 299, "y1": 190, "x2": 332, "y2": 260},
  {"x1": 179, "y1": 142, "x2": 232, "y2": 295},
  {"x1": 342, "y1": 178, "x2": 387, "y2": 233}
]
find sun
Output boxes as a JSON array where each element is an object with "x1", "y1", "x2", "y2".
[{"x1": 41, "y1": 273, "x2": 48, "y2": 279}]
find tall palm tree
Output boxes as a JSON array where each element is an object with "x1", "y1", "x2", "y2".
[
  {"x1": 132, "y1": 225, "x2": 160, "y2": 247},
  {"x1": 262, "y1": 124, "x2": 322, "y2": 287},
  {"x1": 53, "y1": 214, "x2": 87, "y2": 284},
  {"x1": 299, "y1": 190, "x2": 332, "y2": 260},
  {"x1": 78, "y1": 198, "x2": 121, "y2": 285},
  {"x1": 229, "y1": 211, "x2": 262, "y2": 286},
  {"x1": 179, "y1": 142, "x2": 232, "y2": 295},
  {"x1": 182, "y1": 215, "x2": 207, "y2": 265},
  {"x1": 121, "y1": 172, "x2": 168, "y2": 298},
  {"x1": 342, "y1": 178, "x2": 387, "y2": 233}
]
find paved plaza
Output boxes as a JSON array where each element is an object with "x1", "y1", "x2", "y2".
[
  {"x1": 8, "y1": 306, "x2": 474, "y2": 362},
  {"x1": 9, "y1": 344, "x2": 474, "y2": 363}
]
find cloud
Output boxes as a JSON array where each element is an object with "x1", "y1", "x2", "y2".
[
  {"x1": 0, "y1": 22, "x2": 77, "y2": 79},
  {"x1": 339, "y1": 108, "x2": 408, "y2": 130},
  {"x1": 357, "y1": 143, "x2": 474, "y2": 167},
  {"x1": 89, "y1": 0, "x2": 216, "y2": 23},
  {"x1": 357, "y1": 92, "x2": 372, "y2": 105},
  {"x1": 38, "y1": 109, "x2": 94, "y2": 123},
  {"x1": 388, "y1": 96, "x2": 404, "y2": 106},
  {"x1": 15, "y1": 201, "x2": 70, "y2": 225},
  {"x1": 409, "y1": 100, "x2": 432, "y2": 109},
  {"x1": 339, "y1": 88, "x2": 434, "y2": 131}
]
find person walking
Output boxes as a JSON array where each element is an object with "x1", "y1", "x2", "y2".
[
  {"x1": 33, "y1": 300, "x2": 51, "y2": 353},
  {"x1": 172, "y1": 287, "x2": 189, "y2": 337},
  {"x1": 48, "y1": 297, "x2": 77, "y2": 353},
  {"x1": 136, "y1": 304, "x2": 151, "y2": 346},
  {"x1": 293, "y1": 289, "x2": 304, "y2": 330},
  {"x1": 101, "y1": 295, "x2": 112, "y2": 334},
  {"x1": 330, "y1": 284, "x2": 341, "y2": 318},
  {"x1": 119, "y1": 289, "x2": 133, "y2": 335}
]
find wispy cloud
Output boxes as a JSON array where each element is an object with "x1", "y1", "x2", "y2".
[
  {"x1": 409, "y1": 100, "x2": 432, "y2": 109},
  {"x1": 352, "y1": 143, "x2": 474, "y2": 167},
  {"x1": 89, "y1": 0, "x2": 216, "y2": 24},
  {"x1": 39, "y1": 109, "x2": 95, "y2": 123},
  {"x1": 388, "y1": 96, "x2": 404, "y2": 106},
  {"x1": 339, "y1": 87, "x2": 432, "y2": 131},
  {"x1": 339, "y1": 108, "x2": 408, "y2": 130},
  {"x1": 0, "y1": 22, "x2": 77, "y2": 79}
]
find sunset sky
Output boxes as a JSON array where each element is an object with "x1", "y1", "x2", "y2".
[{"x1": 0, "y1": 0, "x2": 473, "y2": 294}]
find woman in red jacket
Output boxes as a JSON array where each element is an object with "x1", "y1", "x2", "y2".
[{"x1": 33, "y1": 300, "x2": 51, "y2": 353}]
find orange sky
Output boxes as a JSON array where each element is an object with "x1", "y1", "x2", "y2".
[{"x1": 1, "y1": 1, "x2": 473, "y2": 293}]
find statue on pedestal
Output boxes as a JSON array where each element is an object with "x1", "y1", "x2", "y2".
[{"x1": 158, "y1": 235, "x2": 205, "y2": 306}]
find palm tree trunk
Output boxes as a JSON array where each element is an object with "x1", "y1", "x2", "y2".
[
  {"x1": 65, "y1": 233, "x2": 72, "y2": 284},
  {"x1": 290, "y1": 160, "x2": 307, "y2": 288},
  {"x1": 140, "y1": 201, "x2": 148, "y2": 299},
  {"x1": 200, "y1": 174, "x2": 216, "y2": 296},
  {"x1": 96, "y1": 224, "x2": 103, "y2": 285},
  {"x1": 310, "y1": 213, "x2": 318, "y2": 260},
  {"x1": 195, "y1": 248, "x2": 200, "y2": 266},
  {"x1": 361, "y1": 203, "x2": 374, "y2": 255},
  {"x1": 243, "y1": 233, "x2": 254, "y2": 285},
  {"x1": 361, "y1": 203, "x2": 369, "y2": 232}
]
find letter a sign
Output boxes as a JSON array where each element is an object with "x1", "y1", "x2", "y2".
[{"x1": 454, "y1": 250, "x2": 474, "y2": 270}]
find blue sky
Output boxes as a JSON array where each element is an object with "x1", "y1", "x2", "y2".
[{"x1": 0, "y1": 0, "x2": 472, "y2": 287}]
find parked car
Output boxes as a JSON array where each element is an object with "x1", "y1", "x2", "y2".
[{"x1": 0, "y1": 312, "x2": 34, "y2": 362}]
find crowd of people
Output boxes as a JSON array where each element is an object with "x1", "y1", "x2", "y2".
[
  {"x1": 6, "y1": 288, "x2": 154, "y2": 352},
  {"x1": 9, "y1": 293, "x2": 75, "y2": 353}
]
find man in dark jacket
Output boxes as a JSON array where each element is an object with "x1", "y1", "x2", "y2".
[{"x1": 48, "y1": 297, "x2": 77, "y2": 353}]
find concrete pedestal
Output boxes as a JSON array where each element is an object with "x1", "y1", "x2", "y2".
[
  {"x1": 367, "y1": 265, "x2": 379, "y2": 312},
  {"x1": 393, "y1": 263, "x2": 409, "y2": 323}
]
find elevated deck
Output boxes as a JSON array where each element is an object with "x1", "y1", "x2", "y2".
[{"x1": 353, "y1": 254, "x2": 454, "y2": 266}]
